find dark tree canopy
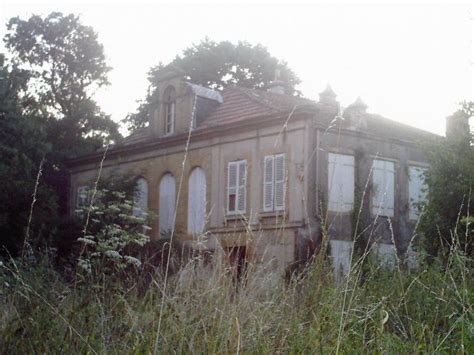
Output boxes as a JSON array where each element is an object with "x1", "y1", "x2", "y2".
[
  {"x1": 4, "y1": 12, "x2": 119, "y2": 155},
  {"x1": 0, "y1": 55, "x2": 58, "y2": 257},
  {"x1": 417, "y1": 102, "x2": 473, "y2": 259},
  {"x1": 125, "y1": 39, "x2": 300, "y2": 131}
]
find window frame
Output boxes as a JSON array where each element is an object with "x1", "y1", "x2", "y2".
[
  {"x1": 263, "y1": 153, "x2": 286, "y2": 212},
  {"x1": 408, "y1": 165, "x2": 428, "y2": 220},
  {"x1": 371, "y1": 158, "x2": 395, "y2": 217},
  {"x1": 327, "y1": 152, "x2": 355, "y2": 213},
  {"x1": 227, "y1": 160, "x2": 247, "y2": 215},
  {"x1": 163, "y1": 86, "x2": 176, "y2": 135}
]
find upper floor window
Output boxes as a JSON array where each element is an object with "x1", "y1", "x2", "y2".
[
  {"x1": 408, "y1": 166, "x2": 428, "y2": 220},
  {"x1": 328, "y1": 153, "x2": 355, "y2": 212},
  {"x1": 133, "y1": 177, "x2": 148, "y2": 218},
  {"x1": 263, "y1": 154, "x2": 286, "y2": 212},
  {"x1": 227, "y1": 160, "x2": 247, "y2": 214},
  {"x1": 163, "y1": 86, "x2": 176, "y2": 135},
  {"x1": 371, "y1": 159, "x2": 395, "y2": 217}
]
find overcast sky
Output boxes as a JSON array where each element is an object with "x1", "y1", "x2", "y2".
[{"x1": 1, "y1": 1, "x2": 472, "y2": 135}]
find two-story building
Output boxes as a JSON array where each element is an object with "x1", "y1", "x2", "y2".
[{"x1": 67, "y1": 66, "x2": 438, "y2": 277}]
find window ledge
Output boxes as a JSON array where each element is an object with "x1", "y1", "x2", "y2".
[
  {"x1": 259, "y1": 210, "x2": 287, "y2": 220},
  {"x1": 225, "y1": 213, "x2": 249, "y2": 222}
]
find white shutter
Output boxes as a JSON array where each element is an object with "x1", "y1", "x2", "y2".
[
  {"x1": 227, "y1": 162, "x2": 238, "y2": 213},
  {"x1": 328, "y1": 153, "x2": 354, "y2": 212},
  {"x1": 274, "y1": 154, "x2": 285, "y2": 210},
  {"x1": 263, "y1": 156, "x2": 274, "y2": 211},
  {"x1": 408, "y1": 166, "x2": 428, "y2": 220},
  {"x1": 133, "y1": 178, "x2": 148, "y2": 218},
  {"x1": 372, "y1": 160, "x2": 394, "y2": 217},
  {"x1": 237, "y1": 160, "x2": 247, "y2": 213},
  {"x1": 188, "y1": 167, "x2": 206, "y2": 234},
  {"x1": 77, "y1": 186, "x2": 90, "y2": 208},
  {"x1": 159, "y1": 173, "x2": 176, "y2": 236}
]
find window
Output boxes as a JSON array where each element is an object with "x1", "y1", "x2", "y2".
[
  {"x1": 263, "y1": 154, "x2": 286, "y2": 212},
  {"x1": 76, "y1": 186, "x2": 90, "y2": 209},
  {"x1": 133, "y1": 178, "x2": 148, "y2": 218},
  {"x1": 371, "y1": 159, "x2": 395, "y2": 217},
  {"x1": 408, "y1": 166, "x2": 428, "y2": 220},
  {"x1": 227, "y1": 160, "x2": 247, "y2": 214},
  {"x1": 328, "y1": 153, "x2": 355, "y2": 212},
  {"x1": 188, "y1": 167, "x2": 207, "y2": 234},
  {"x1": 159, "y1": 173, "x2": 176, "y2": 236},
  {"x1": 163, "y1": 86, "x2": 176, "y2": 135}
]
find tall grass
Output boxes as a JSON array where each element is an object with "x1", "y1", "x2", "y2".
[{"x1": 1, "y1": 240, "x2": 472, "y2": 353}]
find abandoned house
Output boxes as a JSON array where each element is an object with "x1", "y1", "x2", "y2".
[{"x1": 67, "y1": 66, "x2": 439, "y2": 278}]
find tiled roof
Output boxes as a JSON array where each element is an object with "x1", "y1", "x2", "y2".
[
  {"x1": 199, "y1": 87, "x2": 311, "y2": 127},
  {"x1": 118, "y1": 84, "x2": 439, "y2": 147}
]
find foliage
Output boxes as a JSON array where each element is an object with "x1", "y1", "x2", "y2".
[
  {"x1": 0, "y1": 243, "x2": 472, "y2": 353},
  {"x1": 417, "y1": 102, "x2": 473, "y2": 259},
  {"x1": 125, "y1": 38, "x2": 301, "y2": 130},
  {"x1": 4, "y1": 12, "x2": 120, "y2": 158},
  {"x1": 75, "y1": 188, "x2": 150, "y2": 279},
  {"x1": 0, "y1": 54, "x2": 58, "y2": 257}
]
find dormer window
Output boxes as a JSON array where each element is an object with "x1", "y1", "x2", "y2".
[{"x1": 163, "y1": 86, "x2": 176, "y2": 135}]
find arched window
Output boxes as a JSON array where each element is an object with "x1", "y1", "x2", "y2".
[
  {"x1": 133, "y1": 177, "x2": 148, "y2": 218},
  {"x1": 159, "y1": 173, "x2": 176, "y2": 237},
  {"x1": 163, "y1": 86, "x2": 176, "y2": 135},
  {"x1": 187, "y1": 167, "x2": 207, "y2": 234}
]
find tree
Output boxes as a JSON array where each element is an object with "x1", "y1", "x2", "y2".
[
  {"x1": 4, "y1": 13, "x2": 121, "y2": 218},
  {"x1": 4, "y1": 12, "x2": 120, "y2": 157},
  {"x1": 0, "y1": 54, "x2": 58, "y2": 257},
  {"x1": 125, "y1": 38, "x2": 300, "y2": 130},
  {"x1": 417, "y1": 102, "x2": 473, "y2": 259}
]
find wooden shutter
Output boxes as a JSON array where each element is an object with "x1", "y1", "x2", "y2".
[
  {"x1": 408, "y1": 166, "x2": 427, "y2": 220},
  {"x1": 263, "y1": 156, "x2": 274, "y2": 211},
  {"x1": 372, "y1": 160, "x2": 394, "y2": 217},
  {"x1": 328, "y1": 153, "x2": 354, "y2": 212},
  {"x1": 274, "y1": 154, "x2": 285, "y2": 210},
  {"x1": 227, "y1": 162, "x2": 238, "y2": 213},
  {"x1": 133, "y1": 178, "x2": 148, "y2": 217},
  {"x1": 77, "y1": 186, "x2": 90, "y2": 208},
  {"x1": 188, "y1": 167, "x2": 206, "y2": 234},
  {"x1": 159, "y1": 173, "x2": 176, "y2": 236},
  {"x1": 237, "y1": 160, "x2": 247, "y2": 213}
]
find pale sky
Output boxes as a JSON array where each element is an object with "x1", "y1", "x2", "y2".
[{"x1": 1, "y1": 0, "x2": 472, "y2": 135}]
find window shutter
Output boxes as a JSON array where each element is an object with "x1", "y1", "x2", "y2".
[
  {"x1": 77, "y1": 186, "x2": 90, "y2": 208},
  {"x1": 227, "y1": 162, "x2": 238, "y2": 212},
  {"x1": 237, "y1": 160, "x2": 247, "y2": 213},
  {"x1": 188, "y1": 167, "x2": 206, "y2": 234},
  {"x1": 408, "y1": 166, "x2": 428, "y2": 220},
  {"x1": 263, "y1": 156, "x2": 274, "y2": 211},
  {"x1": 274, "y1": 154, "x2": 285, "y2": 210},
  {"x1": 133, "y1": 178, "x2": 148, "y2": 218},
  {"x1": 372, "y1": 160, "x2": 394, "y2": 217},
  {"x1": 159, "y1": 174, "x2": 176, "y2": 236},
  {"x1": 328, "y1": 153, "x2": 354, "y2": 212}
]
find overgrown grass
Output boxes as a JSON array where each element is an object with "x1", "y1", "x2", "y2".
[{"x1": 1, "y1": 243, "x2": 472, "y2": 354}]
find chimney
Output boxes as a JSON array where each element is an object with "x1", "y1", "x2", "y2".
[
  {"x1": 267, "y1": 69, "x2": 286, "y2": 95},
  {"x1": 446, "y1": 110, "x2": 470, "y2": 144},
  {"x1": 317, "y1": 84, "x2": 340, "y2": 119},
  {"x1": 345, "y1": 97, "x2": 368, "y2": 130}
]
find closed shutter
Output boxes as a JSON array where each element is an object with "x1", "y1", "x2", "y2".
[
  {"x1": 237, "y1": 160, "x2": 247, "y2": 213},
  {"x1": 159, "y1": 173, "x2": 176, "y2": 236},
  {"x1": 77, "y1": 186, "x2": 90, "y2": 208},
  {"x1": 263, "y1": 156, "x2": 274, "y2": 211},
  {"x1": 408, "y1": 166, "x2": 428, "y2": 220},
  {"x1": 328, "y1": 153, "x2": 354, "y2": 212},
  {"x1": 133, "y1": 178, "x2": 148, "y2": 218},
  {"x1": 274, "y1": 154, "x2": 285, "y2": 210},
  {"x1": 188, "y1": 167, "x2": 207, "y2": 234},
  {"x1": 372, "y1": 160, "x2": 395, "y2": 217},
  {"x1": 227, "y1": 162, "x2": 238, "y2": 213}
]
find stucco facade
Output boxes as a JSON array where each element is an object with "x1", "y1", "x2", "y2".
[{"x1": 67, "y1": 67, "x2": 438, "y2": 274}]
